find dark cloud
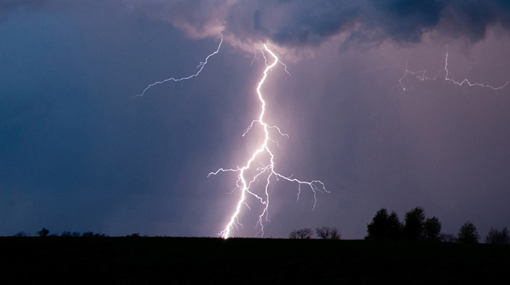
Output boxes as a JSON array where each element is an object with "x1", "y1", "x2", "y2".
[
  {"x1": 223, "y1": 0, "x2": 361, "y2": 48},
  {"x1": 2, "y1": 0, "x2": 510, "y2": 48},
  {"x1": 439, "y1": 1, "x2": 510, "y2": 42},
  {"x1": 261, "y1": 1, "x2": 360, "y2": 46},
  {"x1": 362, "y1": 0, "x2": 446, "y2": 42},
  {"x1": 224, "y1": 0, "x2": 510, "y2": 48}
]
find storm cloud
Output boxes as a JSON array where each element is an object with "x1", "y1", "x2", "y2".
[
  {"x1": 225, "y1": 0, "x2": 510, "y2": 48},
  {"x1": 3, "y1": 0, "x2": 510, "y2": 49}
]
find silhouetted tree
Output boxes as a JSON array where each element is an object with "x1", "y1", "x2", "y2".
[
  {"x1": 366, "y1": 208, "x2": 388, "y2": 240},
  {"x1": 289, "y1": 228, "x2": 313, "y2": 239},
  {"x1": 72, "y1": 232, "x2": 81, "y2": 237},
  {"x1": 61, "y1": 231, "x2": 72, "y2": 237},
  {"x1": 330, "y1": 227, "x2": 341, "y2": 240},
  {"x1": 37, "y1": 228, "x2": 50, "y2": 237},
  {"x1": 423, "y1": 217, "x2": 442, "y2": 241},
  {"x1": 315, "y1": 226, "x2": 341, "y2": 240},
  {"x1": 403, "y1": 207, "x2": 425, "y2": 241},
  {"x1": 366, "y1": 208, "x2": 402, "y2": 240},
  {"x1": 458, "y1": 221, "x2": 479, "y2": 244},
  {"x1": 386, "y1": 212, "x2": 403, "y2": 240},
  {"x1": 485, "y1": 227, "x2": 510, "y2": 244}
]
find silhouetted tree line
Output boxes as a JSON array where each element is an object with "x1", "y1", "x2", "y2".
[
  {"x1": 289, "y1": 207, "x2": 509, "y2": 244},
  {"x1": 13, "y1": 228, "x2": 108, "y2": 238},
  {"x1": 289, "y1": 226, "x2": 341, "y2": 240},
  {"x1": 365, "y1": 207, "x2": 509, "y2": 244},
  {"x1": 11, "y1": 228, "x2": 150, "y2": 238},
  {"x1": 10, "y1": 217, "x2": 510, "y2": 244}
]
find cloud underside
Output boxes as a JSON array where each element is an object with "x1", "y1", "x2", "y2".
[{"x1": 3, "y1": 0, "x2": 510, "y2": 49}]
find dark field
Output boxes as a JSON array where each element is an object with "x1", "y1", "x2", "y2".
[{"x1": 1, "y1": 237, "x2": 509, "y2": 284}]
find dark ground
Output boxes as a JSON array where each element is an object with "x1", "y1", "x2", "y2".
[{"x1": 1, "y1": 237, "x2": 509, "y2": 284}]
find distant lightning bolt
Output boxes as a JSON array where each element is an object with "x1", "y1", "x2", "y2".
[
  {"x1": 399, "y1": 52, "x2": 510, "y2": 91},
  {"x1": 443, "y1": 53, "x2": 510, "y2": 90},
  {"x1": 208, "y1": 44, "x2": 327, "y2": 239},
  {"x1": 134, "y1": 37, "x2": 223, "y2": 98}
]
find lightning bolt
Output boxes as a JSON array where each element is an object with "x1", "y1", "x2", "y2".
[
  {"x1": 208, "y1": 44, "x2": 328, "y2": 239},
  {"x1": 134, "y1": 37, "x2": 223, "y2": 98},
  {"x1": 135, "y1": 37, "x2": 326, "y2": 239},
  {"x1": 399, "y1": 52, "x2": 510, "y2": 91}
]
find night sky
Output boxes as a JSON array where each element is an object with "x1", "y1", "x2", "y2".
[{"x1": 2, "y1": 0, "x2": 510, "y2": 239}]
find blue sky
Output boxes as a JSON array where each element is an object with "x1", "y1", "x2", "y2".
[{"x1": 1, "y1": 0, "x2": 510, "y2": 238}]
